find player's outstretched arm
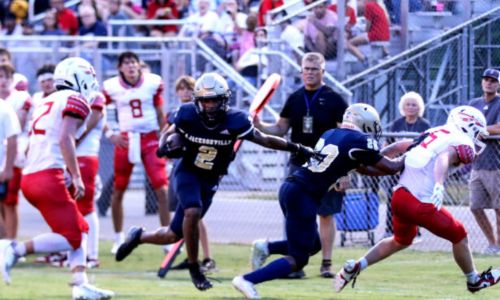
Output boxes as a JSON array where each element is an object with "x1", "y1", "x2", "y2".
[
  {"x1": 380, "y1": 139, "x2": 414, "y2": 158},
  {"x1": 357, "y1": 156, "x2": 404, "y2": 176},
  {"x1": 248, "y1": 129, "x2": 314, "y2": 158}
]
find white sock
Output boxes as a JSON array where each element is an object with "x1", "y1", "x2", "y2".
[
  {"x1": 69, "y1": 234, "x2": 87, "y2": 270},
  {"x1": 72, "y1": 271, "x2": 88, "y2": 286},
  {"x1": 465, "y1": 271, "x2": 479, "y2": 284},
  {"x1": 13, "y1": 242, "x2": 27, "y2": 257},
  {"x1": 84, "y1": 212, "x2": 99, "y2": 260},
  {"x1": 115, "y1": 232, "x2": 124, "y2": 244},
  {"x1": 359, "y1": 257, "x2": 368, "y2": 271},
  {"x1": 32, "y1": 233, "x2": 72, "y2": 253}
]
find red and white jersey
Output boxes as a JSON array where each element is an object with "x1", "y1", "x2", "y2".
[
  {"x1": 23, "y1": 90, "x2": 91, "y2": 175},
  {"x1": 4, "y1": 90, "x2": 32, "y2": 168},
  {"x1": 103, "y1": 73, "x2": 164, "y2": 133},
  {"x1": 398, "y1": 125, "x2": 474, "y2": 204},
  {"x1": 11, "y1": 73, "x2": 29, "y2": 92},
  {"x1": 0, "y1": 100, "x2": 21, "y2": 169},
  {"x1": 31, "y1": 91, "x2": 54, "y2": 108},
  {"x1": 77, "y1": 91, "x2": 106, "y2": 157},
  {"x1": 4, "y1": 90, "x2": 31, "y2": 113}
]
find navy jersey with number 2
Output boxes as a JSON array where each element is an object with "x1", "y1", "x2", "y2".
[
  {"x1": 292, "y1": 128, "x2": 383, "y2": 198},
  {"x1": 174, "y1": 103, "x2": 254, "y2": 178}
]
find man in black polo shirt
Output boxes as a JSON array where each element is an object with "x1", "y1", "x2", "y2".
[
  {"x1": 253, "y1": 52, "x2": 348, "y2": 278},
  {"x1": 468, "y1": 68, "x2": 500, "y2": 255}
]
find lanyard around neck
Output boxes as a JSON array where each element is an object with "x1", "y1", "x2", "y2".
[{"x1": 303, "y1": 86, "x2": 323, "y2": 114}]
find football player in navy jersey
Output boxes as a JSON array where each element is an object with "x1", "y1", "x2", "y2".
[
  {"x1": 232, "y1": 103, "x2": 405, "y2": 299},
  {"x1": 115, "y1": 72, "x2": 315, "y2": 291}
]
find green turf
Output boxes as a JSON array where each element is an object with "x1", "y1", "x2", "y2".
[{"x1": 1, "y1": 241, "x2": 499, "y2": 299}]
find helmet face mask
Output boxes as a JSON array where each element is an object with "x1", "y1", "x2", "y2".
[
  {"x1": 53, "y1": 57, "x2": 99, "y2": 103},
  {"x1": 193, "y1": 73, "x2": 230, "y2": 127},
  {"x1": 342, "y1": 103, "x2": 382, "y2": 140},
  {"x1": 447, "y1": 105, "x2": 489, "y2": 155}
]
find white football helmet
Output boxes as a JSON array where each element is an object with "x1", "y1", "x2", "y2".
[
  {"x1": 447, "y1": 105, "x2": 489, "y2": 154},
  {"x1": 53, "y1": 57, "x2": 99, "y2": 102},
  {"x1": 342, "y1": 103, "x2": 382, "y2": 140},
  {"x1": 193, "y1": 72, "x2": 231, "y2": 125}
]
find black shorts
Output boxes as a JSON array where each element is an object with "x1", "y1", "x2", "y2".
[{"x1": 318, "y1": 189, "x2": 344, "y2": 216}]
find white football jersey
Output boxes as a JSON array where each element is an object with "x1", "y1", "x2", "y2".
[
  {"x1": 103, "y1": 73, "x2": 163, "y2": 133},
  {"x1": 31, "y1": 91, "x2": 52, "y2": 108},
  {"x1": 398, "y1": 125, "x2": 474, "y2": 204},
  {"x1": 11, "y1": 72, "x2": 29, "y2": 91},
  {"x1": 23, "y1": 90, "x2": 91, "y2": 175},
  {"x1": 4, "y1": 90, "x2": 31, "y2": 168},
  {"x1": 0, "y1": 100, "x2": 21, "y2": 169},
  {"x1": 77, "y1": 92, "x2": 106, "y2": 157}
]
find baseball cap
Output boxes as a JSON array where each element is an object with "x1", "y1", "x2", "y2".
[{"x1": 482, "y1": 68, "x2": 500, "y2": 82}]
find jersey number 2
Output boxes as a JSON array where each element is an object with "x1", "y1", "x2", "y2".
[
  {"x1": 195, "y1": 146, "x2": 217, "y2": 170},
  {"x1": 31, "y1": 101, "x2": 54, "y2": 135},
  {"x1": 129, "y1": 99, "x2": 143, "y2": 118}
]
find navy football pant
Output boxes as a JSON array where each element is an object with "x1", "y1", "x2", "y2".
[
  {"x1": 278, "y1": 180, "x2": 322, "y2": 270},
  {"x1": 169, "y1": 166, "x2": 218, "y2": 238}
]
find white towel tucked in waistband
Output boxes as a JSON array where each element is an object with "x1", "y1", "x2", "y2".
[{"x1": 128, "y1": 132, "x2": 141, "y2": 164}]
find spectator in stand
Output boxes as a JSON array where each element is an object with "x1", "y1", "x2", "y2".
[
  {"x1": 50, "y1": 0, "x2": 79, "y2": 35},
  {"x1": 40, "y1": 9, "x2": 66, "y2": 36},
  {"x1": 257, "y1": 0, "x2": 283, "y2": 26},
  {"x1": 8, "y1": 0, "x2": 29, "y2": 24},
  {"x1": 34, "y1": 0, "x2": 51, "y2": 15},
  {"x1": 238, "y1": 13, "x2": 257, "y2": 58},
  {"x1": 0, "y1": 12, "x2": 23, "y2": 49},
  {"x1": 174, "y1": 0, "x2": 190, "y2": 19},
  {"x1": 304, "y1": 2, "x2": 338, "y2": 60},
  {"x1": 178, "y1": 0, "x2": 219, "y2": 37},
  {"x1": 107, "y1": 0, "x2": 137, "y2": 50},
  {"x1": 78, "y1": 5, "x2": 108, "y2": 49},
  {"x1": 236, "y1": 28, "x2": 268, "y2": 86},
  {"x1": 78, "y1": 0, "x2": 110, "y2": 21},
  {"x1": 146, "y1": 0, "x2": 179, "y2": 37},
  {"x1": 329, "y1": 0, "x2": 357, "y2": 39},
  {"x1": 383, "y1": 91, "x2": 430, "y2": 237},
  {"x1": 347, "y1": 0, "x2": 390, "y2": 66},
  {"x1": 218, "y1": 0, "x2": 248, "y2": 64}
]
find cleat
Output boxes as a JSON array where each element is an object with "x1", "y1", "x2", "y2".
[
  {"x1": 188, "y1": 262, "x2": 213, "y2": 291},
  {"x1": 0, "y1": 240, "x2": 19, "y2": 285},
  {"x1": 200, "y1": 258, "x2": 217, "y2": 274},
  {"x1": 467, "y1": 267, "x2": 500, "y2": 293},
  {"x1": 72, "y1": 283, "x2": 114, "y2": 300},
  {"x1": 334, "y1": 259, "x2": 361, "y2": 293},
  {"x1": 171, "y1": 258, "x2": 189, "y2": 270},
  {"x1": 232, "y1": 275, "x2": 260, "y2": 299},
  {"x1": 250, "y1": 239, "x2": 269, "y2": 270},
  {"x1": 115, "y1": 227, "x2": 143, "y2": 262},
  {"x1": 320, "y1": 264, "x2": 334, "y2": 278},
  {"x1": 87, "y1": 258, "x2": 100, "y2": 269},
  {"x1": 110, "y1": 243, "x2": 121, "y2": 255}
]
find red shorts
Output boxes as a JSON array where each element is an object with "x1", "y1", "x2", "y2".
[
  {"x1": 21, "y1": 169, "x2": 89, "y2": 249},
  {"x1": 77, "y1": 156, "x2": 99, "y2": 216},
  {"x1": 114, "y1": 131, "x2": 167, "y2": 191},
  {"x1": 4, "y1": 167, "x2": 22, "y2": 206},
  {"x1": 392, "y1": 187, "x2": 467, "y2": 245}
]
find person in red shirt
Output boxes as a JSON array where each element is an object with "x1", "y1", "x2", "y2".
[
  {"x1": 50, "y1": 0, "x2": 78, "y2": 35},
  {"x1": 146, "y1": 0, "x2": 179, "y2": 37},
  {"x1": 257, "y1": 0, "x2": 284, "y2": 26},
  {"x1": 329, "y1": 0, "x2": 357, "y2": 38},
  {"x1": 347, "y1": 0, "x2": 390, "y2": 65}
]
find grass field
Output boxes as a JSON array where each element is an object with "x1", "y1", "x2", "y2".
[{"x1": 1, "y1": 241, "x2": 500, "y2": 300}]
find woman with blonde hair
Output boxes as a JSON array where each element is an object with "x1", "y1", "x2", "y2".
[{"x1": 383, "y1": 91, "x2": 430, "y2": 238}]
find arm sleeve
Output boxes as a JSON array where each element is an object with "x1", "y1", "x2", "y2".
[
  {"x1": 237, "y1": 113, "x2": 255, "y2": 139},
  {"x1": 103, "y1": 89, "x2": 113, "y2": 105},
  {"x1": 62, "y1": 95, "x2": 91, "y2": 120},
  {"x1": 90, "y1": 93, "x2": 105, "y2": 111},
  {"x1": 280, "y1": 95, "x2": 292, "y2": 119},
  {"x1": 349, "y1": 136, "x2": 383, "y2": 165},
  {"x1": 454, "y1": 144, "x2": 475, "y2": 164},
  {"x1": 333, "y1": 94, "x2": 348, "y2": 124},
  {"x1": 153, "y1": 81, "x2": 164, "y2": 107}
]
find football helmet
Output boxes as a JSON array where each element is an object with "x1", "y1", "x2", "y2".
[
  {"x1": 53, "y1": 57, "x2": 99, "y2": 103},
  {"x1": 342, "y1": 103, "x2": 382, "y2": 140},
  {"x1": 447, "y1": 105, "x2": 489, "y2": 154},
  {"x1": 194, "y1": 72, "x2": 230, "y2": 126}
]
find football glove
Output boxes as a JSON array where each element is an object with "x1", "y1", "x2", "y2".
[
  {"x1": 156, "y1": 133, "x2": 186, "y2": 158},
  {"x1": 430, "y1": 183, "x2": 445, "y2": 210}
]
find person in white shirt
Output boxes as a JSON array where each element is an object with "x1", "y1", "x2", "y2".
[
  {"x1": 0, "y1": 57, "x2": 114, "y2": 299},
  {"x1": 0, "y1": 63, "x2": 31, "y2": 240},
  {"x1": 103, "y1": 51, "x2": 169, "y2": 254},
  {"x1": 0, "y1": 48, "x2": 28, "y2": 92},
  {"x1": 0, "y1": 101, "x2": 21, "y2": 238},
  {"x1": 335, "y1": 106, "x2": 500, "y2": 295}
]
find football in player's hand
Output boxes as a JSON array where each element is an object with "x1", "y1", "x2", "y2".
[{"x1": 157, "y1": 132, "x2": 186, "y2": 158}]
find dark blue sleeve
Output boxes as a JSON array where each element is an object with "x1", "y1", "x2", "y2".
[
  {"x1": 349, "y1": 135, "x2": 383, "y2": 166},
  {"x1": 234, "y1": 112, "x2": 254, "y2": 140}
]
